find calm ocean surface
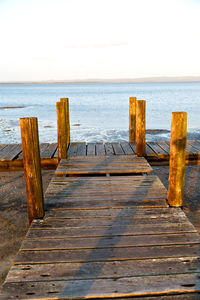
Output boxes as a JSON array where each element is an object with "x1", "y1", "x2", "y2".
[{"x1": 0, "y1": 82, "x2": 200, "y2": 143}]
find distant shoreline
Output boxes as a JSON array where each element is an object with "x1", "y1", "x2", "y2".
[{"x1": 1, "y1": 76, "x2": 200, "y2": 85}]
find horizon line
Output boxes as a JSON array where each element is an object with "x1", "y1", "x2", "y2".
[{"x1": 1, "y1": 76, "x2": 200, "y2": 84}]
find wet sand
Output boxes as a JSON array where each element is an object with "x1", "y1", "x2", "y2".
[{"x1": 0, "y1": 166, "x2": 200, "y2": 287}]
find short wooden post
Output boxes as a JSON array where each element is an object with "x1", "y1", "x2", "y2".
[
  {"x1": 168, "y1": 112, "x2": 187, "y2": 207},
  {"x1": 57, "y1": 101, "x2": 67, "y2": 160},
  {"x1": 136, "y1": 100, "x2": 146, "y2": 156},
  {"x1": 129, "y1": 97, "x2": 136, "y2": 143},
  {"x1": 20, "y1": 117, "x2": 44, "y2": 224},
  {"x1": 60, "y1": 98, "x2": 70, "y2": 144}
]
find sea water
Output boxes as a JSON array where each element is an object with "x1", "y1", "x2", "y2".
[{"x1": 0, "y1": 82, "x2": 200, "y2": 143}]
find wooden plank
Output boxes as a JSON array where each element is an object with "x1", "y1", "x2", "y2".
[
  {"x1": 15, "y1": 244, "x2": 200, "y2": 263},
  {"x1": 44, "y1": 176, "x2": 166, "y2": 188},
  {"x1": 112, "y1": 143, "x2": 124, "y2": 155},
  {"x1": 45, "y1": 190, "x2": 168, "y2": 199},
  {"x1": 31, "y1": 215, "x2": 191, "y2": 230},
  {"x1": 45, "y1": 207, "x2": 185, "y2": 219},
  {"x1": 63, "y1": 155, "x2": 146, "y2": 161},
  {"x1": 50, "y1": 174, "x2": 161, "y2": 182},
  {"x1": 186, "y1": 143, "x2": 200, "y2": 156},
  {"x1": 44, "y1": 198, "x2": 168, "y2": 209},
  {"x1": 67, "y1": 143, "x2": 78, "y2": 156},
  {"x1": 86, "y1": 143, "x2": 96, "y2": 156},
  {"x1": 27, "y1": 223, "x2": 196, "y2": 239},
  {"x1": 18, "y1": 143, "x2": 49, "y2": 159},
  {"x1": 46, "y1": 181, "x2": 166, "y2": 191},
  {"x1": 157, "y1": 141, "x2": 170, "y2": 154},
  {"x1": 0, "y1": 144, "x2": 7, "y2": 150},
  {"x1": 22, "y1": 233, "x2": 200, "y2": 250},
  {"x1": 96, "y1": 143, "x2": 106, "y2": 156},
  {"x1": 55, "y1": 167, "x2": 152, "y2": 175},
  {"x1": 147, "y1": 142, "x2": 169, "y2": 156},
  {"x1": 76, "y1": 143, "x2": 87, "y2": 156},
  {"x1": 129, "y1": 142, "x2": 136, "y2": 154},
  {"x1": 2, "y1": 273, "x2": 200, "y2": 299},
  {"x1": 120, "y1": 142, "x2": 135, "y2": 155},
  {"x1": 104, "y1": 143, "x2": 114, "y2": 155},
  {"x1": 6, "y1": 257, "x2": 200, "y2": 282},
  {"x1": 7, "y1": 144, "x2": 22, "y2": 160},
  {"x1": 0, "y1": 158, "x2": 58, "y2": 172},
  {"x1": 46, "y1": 183, "x2": 166, "y2": 191},
  {"x1": 40, "y1": 143, "x2": 57, "y2": 159},
  {"x1": 55, "y1": 156, "x2": 153, "y2": 175},
  {"x1": 45, "y1": 191, "x2": 167, "y2": 199},
  {"x1": 187, "y1": 140, "x2": 200, "y2": 151},
  {"x1": 145, "y1": 144, "x2": 157, "y2": 155},
  {"x1": 0, "y1": 144, "x2": 22, "y2": 160}
]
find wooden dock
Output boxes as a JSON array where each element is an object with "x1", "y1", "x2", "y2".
[
  {"x1": 1, "y1": 154, "x2": 200, "y2": 299},
  {"x1": 1, "y1": 140, "x2": 200, "y2": 171}
]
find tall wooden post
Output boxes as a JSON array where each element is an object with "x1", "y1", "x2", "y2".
[
  {"x1": 60, "y1": 98, "x2": 70, "y2": 144},
  {"x1": 168, "y1": 112, "x2": 187, "y2": 207},
  {"x1": 57, "y1": 102, "x2": 67, "y2": 160},
  {"x1": 129, "y1": 97, "x2": 136, "y2": 143},
  {"x1": 20, "y1": 117, "x2": 44, "y2": 224},
  {"x1": 136, "y1": 100, "x2": 146, "y2": 156}
]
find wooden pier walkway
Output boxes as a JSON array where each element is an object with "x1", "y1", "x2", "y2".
[
  {"x1": 1, "y1": 140, "x2": 200, "y2": 171},
  {"x1": 1, "y1": 154, "x2": 200, "y2": 299}
]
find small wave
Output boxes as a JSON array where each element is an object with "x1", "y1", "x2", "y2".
[{"x1": 0, "y1": 106, "x2": 26, "y2": 109}]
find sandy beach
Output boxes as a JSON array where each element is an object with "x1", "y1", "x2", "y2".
[{"x1": 0, "y1": 165, "x2": 200, "y2": 287}]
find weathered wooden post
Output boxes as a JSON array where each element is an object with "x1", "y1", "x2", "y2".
[
  {"x1": 168, "y1": 112, "x2": 187, "y2": 207},
  {"x1": 60, "y1": 97, "x2": 70, "y2": 144},
  {"x1": 136, "y1": 100, "x2": 146, "y2": 156},
  {"x1": 57, "y1": 101, "x2": 67, "y2": 160},
  {"x1": 129, "y1": 97, "x2": 136, "y2": 143},
  {"x1": 20, "y1": 117, "x2": 44, "y2": 224}
]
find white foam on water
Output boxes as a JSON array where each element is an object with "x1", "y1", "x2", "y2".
[{"x1": 0, "y1": 82, "x2": 200, "y2": 143}]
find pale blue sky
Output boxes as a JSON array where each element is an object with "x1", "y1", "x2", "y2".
[{"x1": 0, "y1": 0, "x2": 200, "y2": 81}]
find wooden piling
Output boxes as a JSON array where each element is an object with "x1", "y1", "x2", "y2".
[
  {"x1": 60, "y1": 98, "x2": 70, "y2": 144},
  {"x1": 136, "y1": 100, "x2": 146, "y2": 156},
  {"x1": 20, "y1": 117, "x2": 44, "y2": 224},
  {"x1": 129, "y1": 97, "x2": 136, "y2": 143},
  {"x1": 57, "y1": 102, "x2": 67, "y2": 160},
  {"x1": 168, "y1": 112, "x2": 187, "y2": 207}
]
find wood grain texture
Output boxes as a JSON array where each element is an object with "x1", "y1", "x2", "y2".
[
  {"x1": 104, "y1": 143, "x2": 114, "y2": 155},
  {"x1": 2, "y1": 274, "x2": 200, "y2": 299},
  {"x1": 60, "y1": 98, "x2": 70, "y2": 144},
  {"x1": 120, "y1": 142, "x2": 135, "y2": 155},
  {"x1": 2, "y1": 141, "x2": 200, "y2": 172},
  {"x1": 96, "y1": 143, "x2": 106, "y2": 156},
  {"x1": 20, "y1": 117, "x2": 44, "y2": 223},
  {"x1": 2, "y1": 151, "x2": 200, "y2": 299},
  {"x1": 87, "y1": 143, "x2": 96, "y2": 156},
  {"x1": 6, "y1": 257, "x2": 199, "y2": 282},
  {"x1": 27, "y1": 222, "x2": 196, "y2": 239},
  {"x1": 56, "y1": 102, "x2": 67, "y2": 160},
  {"x1": 129, "y1": 97, "x2": 136, "y2": 143},
  {"x1": 136, "y1": 100, "x2": 146, "y2": 156},
  {"x1": 55, "y1": 155, "x2": 152, "y2": 175},
  {"x1": 168, "y1": 112, "x2": 187, "y2": 207}
]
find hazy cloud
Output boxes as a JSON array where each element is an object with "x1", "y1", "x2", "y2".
[{"x1": 64, "y1": 42, "x2": 128, "y2": 49}]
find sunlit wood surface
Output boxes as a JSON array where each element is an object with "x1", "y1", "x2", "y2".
[
  {"x1": 1, "y1": 154, "x2": 200, "y2": 298},
  {"x1": 1, "y1": 140, "x2": 200, "y2": 171}
]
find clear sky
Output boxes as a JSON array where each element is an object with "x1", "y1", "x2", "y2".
[{"x1": 0, "y1": 0, "x2": 200, "y2": 81}]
